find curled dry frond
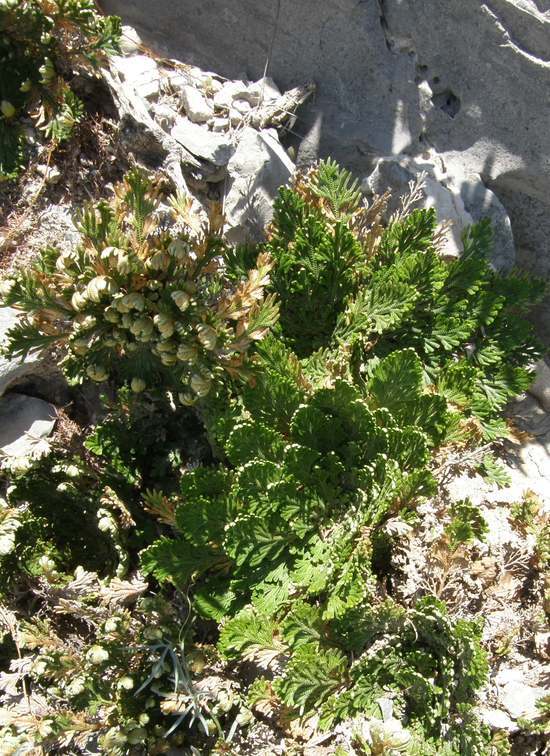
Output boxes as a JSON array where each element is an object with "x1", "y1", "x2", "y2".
[{"x1": 0, "y1": 168, "x2": 279, "y2": 402}]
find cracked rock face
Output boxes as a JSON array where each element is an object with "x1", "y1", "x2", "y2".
[
  {"x1": 102, "y1": 0, "x2": 550, "y2": 338},
  {"x1": 223, "y1": 128, "x2": 295, "y2": 244}
]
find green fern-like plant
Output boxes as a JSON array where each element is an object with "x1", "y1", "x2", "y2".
[
  {"x1": 137, "y1": 161, "x2": 546, "y2": 752},
  {"x1": 266, "y1": 164, "x2": 545, "y2": 439},
  {"x1": 266, "y1": 186, "x2": 365, "y2": 355},
  {"x1": 310, "y1": 157, "x2": 362, "y2": 220},
  {"x1": 141, "y1": 340, "x2": 490, "y2": 749},
  {"x1": 2, "y1": 158, "x2": 543, "y2": 754}
]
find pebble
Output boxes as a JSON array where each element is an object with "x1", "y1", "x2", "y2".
[{"x1": 181, "y1": 85, "x2": 214, "y2": 124}]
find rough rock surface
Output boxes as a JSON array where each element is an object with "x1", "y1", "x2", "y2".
[
  {"x1": 363, "y1": 154, "x2": 516, "y2": 267},
  {"x1": 529, "y1": 358, "x2": 550, "y2": 411},
  {"x1": 363, "y1": 156, "x2": 473, "y2": 260},
  {"x1": 101, "y1": 0, "x2": 550, "y2": 185},
  {"x1": 119, "y1": 24, "x2": 142, "y2": 56},
  {"x1": 495, "y1": 666, "x2": 547, "y2": 721},
  {"x1": 508, "y1": 393, "x2": 550, "y2": 505},
  {"x1": 109, "y1": 54, "x2": 161, "y2": 100},
  {"x1": 0, "y1": 308, "x2": 42, "y2": 397},
  {"x1": 102, "y1": 40, "x2": 308, "y2": 243},
  {"x1": 0, "y1": 393, "x2": 57, "y2": 462},
  {"x1": 171, "y1": 118, "x2": 234, "y2": 167},
  {"x1": 102, "y1": 0, "x2": 550, "y2": 335},
  {"x1": 223, "y1": 128, "x2": 295, "y2": 244},
  {"x1": 180, "y1": 85, "x2": 213, "y2": 123}
]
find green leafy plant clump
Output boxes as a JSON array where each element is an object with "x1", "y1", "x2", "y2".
[
  {"x1": 1, "y1": 160, "x2": 547, "y2": 754},
  {"x1": 0, "y1": 0, "x2": 121, "y2": 179},
  {"x1": 0, "y1": 395, "x2": 232, "y2": 753},
  {"x1": 142, "y1": 341, "x2": 490, "y2": 751},
  {"x1": 266, "y1": 162, "x2": 545, "y2": 440},
  {"x1": 0, "y1": 169, "x2": 279, "y2": 402},
  {"x1": 137, "y1": 162, "x2": 545, "y2": 753}
]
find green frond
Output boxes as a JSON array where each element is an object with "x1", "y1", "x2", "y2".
[
  {"x1": 478, "y1": 453, "x2": 512, "y2": 489},
  {"x1": 311, "y1": 157, "x2": 362, "y2": 219},
  {"x1": 275, "y1": 643, "x2": 347, "y2": 713},
  {"x1": 218, "y1": 607, "x2": 284, "y2": 661}
]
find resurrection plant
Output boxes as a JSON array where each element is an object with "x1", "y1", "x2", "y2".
[
  {"x1": 0, "y1": 169, "x2": 279, "y2": 402},
  {"x1": 266, "y1": 160, "x2": 545, "y2": 441},
  {"x1": 0, "y1": 159, "x2": 547, "y2": 754}
]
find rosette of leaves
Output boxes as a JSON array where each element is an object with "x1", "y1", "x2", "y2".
[
  {"x1": 265, "y1": 160, "x2": 546, "y2": 440},
  {"x1": 139, "y1": 344, "x2": 491, "y2": 749},
  {"x1": 142, "y1": 345, "x2": 445, "y2": 607},
  {"x1": 0, "y1": 169, "x2": 279, "y2": 402},
  {"x1": 0, "y1": 0, "x2": 121, "y2": 178}
]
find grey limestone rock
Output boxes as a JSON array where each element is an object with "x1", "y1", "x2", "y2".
[
  {"x1": 364, "y1": 154, "x2": 517, "y2": 267},
  {"x1": 0, "y1": 308, "x2": 42, "y2": 398},
  {"x1": 119, "y1": 24, "x2": 142, "y2": 56},
  {"x1": 101, "y1": 0, "x2": 550, "y2": 339},
  {"x1": 529, "y1": 358, "x2": 550, "y2": 412},
  {"x1": 170, "y1": 118, "x2": 234, "y2": 167},
  {"x1": 0, "y1": 393, "x2": 57, "y2": 462},
  {"x1": 109, "y1": 54, "x2": 161, "y2": 101},
  {"x1": 495, "y1": 665, "x2": 547, "y2": 721},
  {"x1": 180, "y1": 85, "x2": 214, "y2": 124},
  {"x1": 364, "y1": 156, "x2": 474, "y2": 259},
  {"x1": 223, "y1": 128, "x2": 295, "y2": 244}
]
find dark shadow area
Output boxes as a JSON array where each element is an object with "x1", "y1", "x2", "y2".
[{"x1": 431, "y1": 89, "x2": 460, "y2": 119}]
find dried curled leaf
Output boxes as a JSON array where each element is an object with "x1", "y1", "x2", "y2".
[{"x1": 101, "y1": 574, "x2": 149, "y2": 605}]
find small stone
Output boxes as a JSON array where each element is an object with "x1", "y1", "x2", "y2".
[
  {"x1": 0, "y1": 393, "x2": 57, "y2": 461},
  {"x1": 246, "y1": 76, "x2": 281, "y2": 104},
  {"x1": 213, "y1": 80, "x2": 250, "y2": 110},
  {"x1": 417, "y1": 80, "x2": 433, "y2": 99},
  {"x1": 229, "y1": 107, "x2": 243, "y2": 127},
  {"x1": 152, "y1": 103, "x2": 178, "y2": 131},
  {"x1": 163, "y1": 70, "x2": 189, "y2": 94},
  {"x1": 232, "y1": 98, "x2": 252, "y2": 116},
  {"x1": 171, "y1": 117, "x2": 234, "y2": 166},
  {"x1": 210, "y1": 117, "x2": 229, "y2": 132},
  {"x1": 119, "y1": 25, "x2": 142, "y2": 56},
  {"x1": 478, "y1": 707, "x2": 517, "y2": 732},
  {"x1": 534, "y1": 632, "x2": 550, "y2": 660},
  {"x1": 180, "y1": 85, "x2": 214, "y2": 123},
  {"x1": 110, "y1": 54, "x2": 161, "y2": 100},
  {"x1": 447, "y1": 167, "x2": 516, "y2": 272},
  {"x1": 204, "y1": 76, "x2": 223, "y2": 94},
  {"x1": 36, "y1": 164, "x2": 61, "y2": 184},
  {"x1": 495, "y1": 667, "x2": 547, "y2": 721},
  {"x1": 529, "y1": 359, "x2": 550, "y2": 412},
  {"x1": 500, "y1": 683, "x2": 546, "y2": 720}
]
